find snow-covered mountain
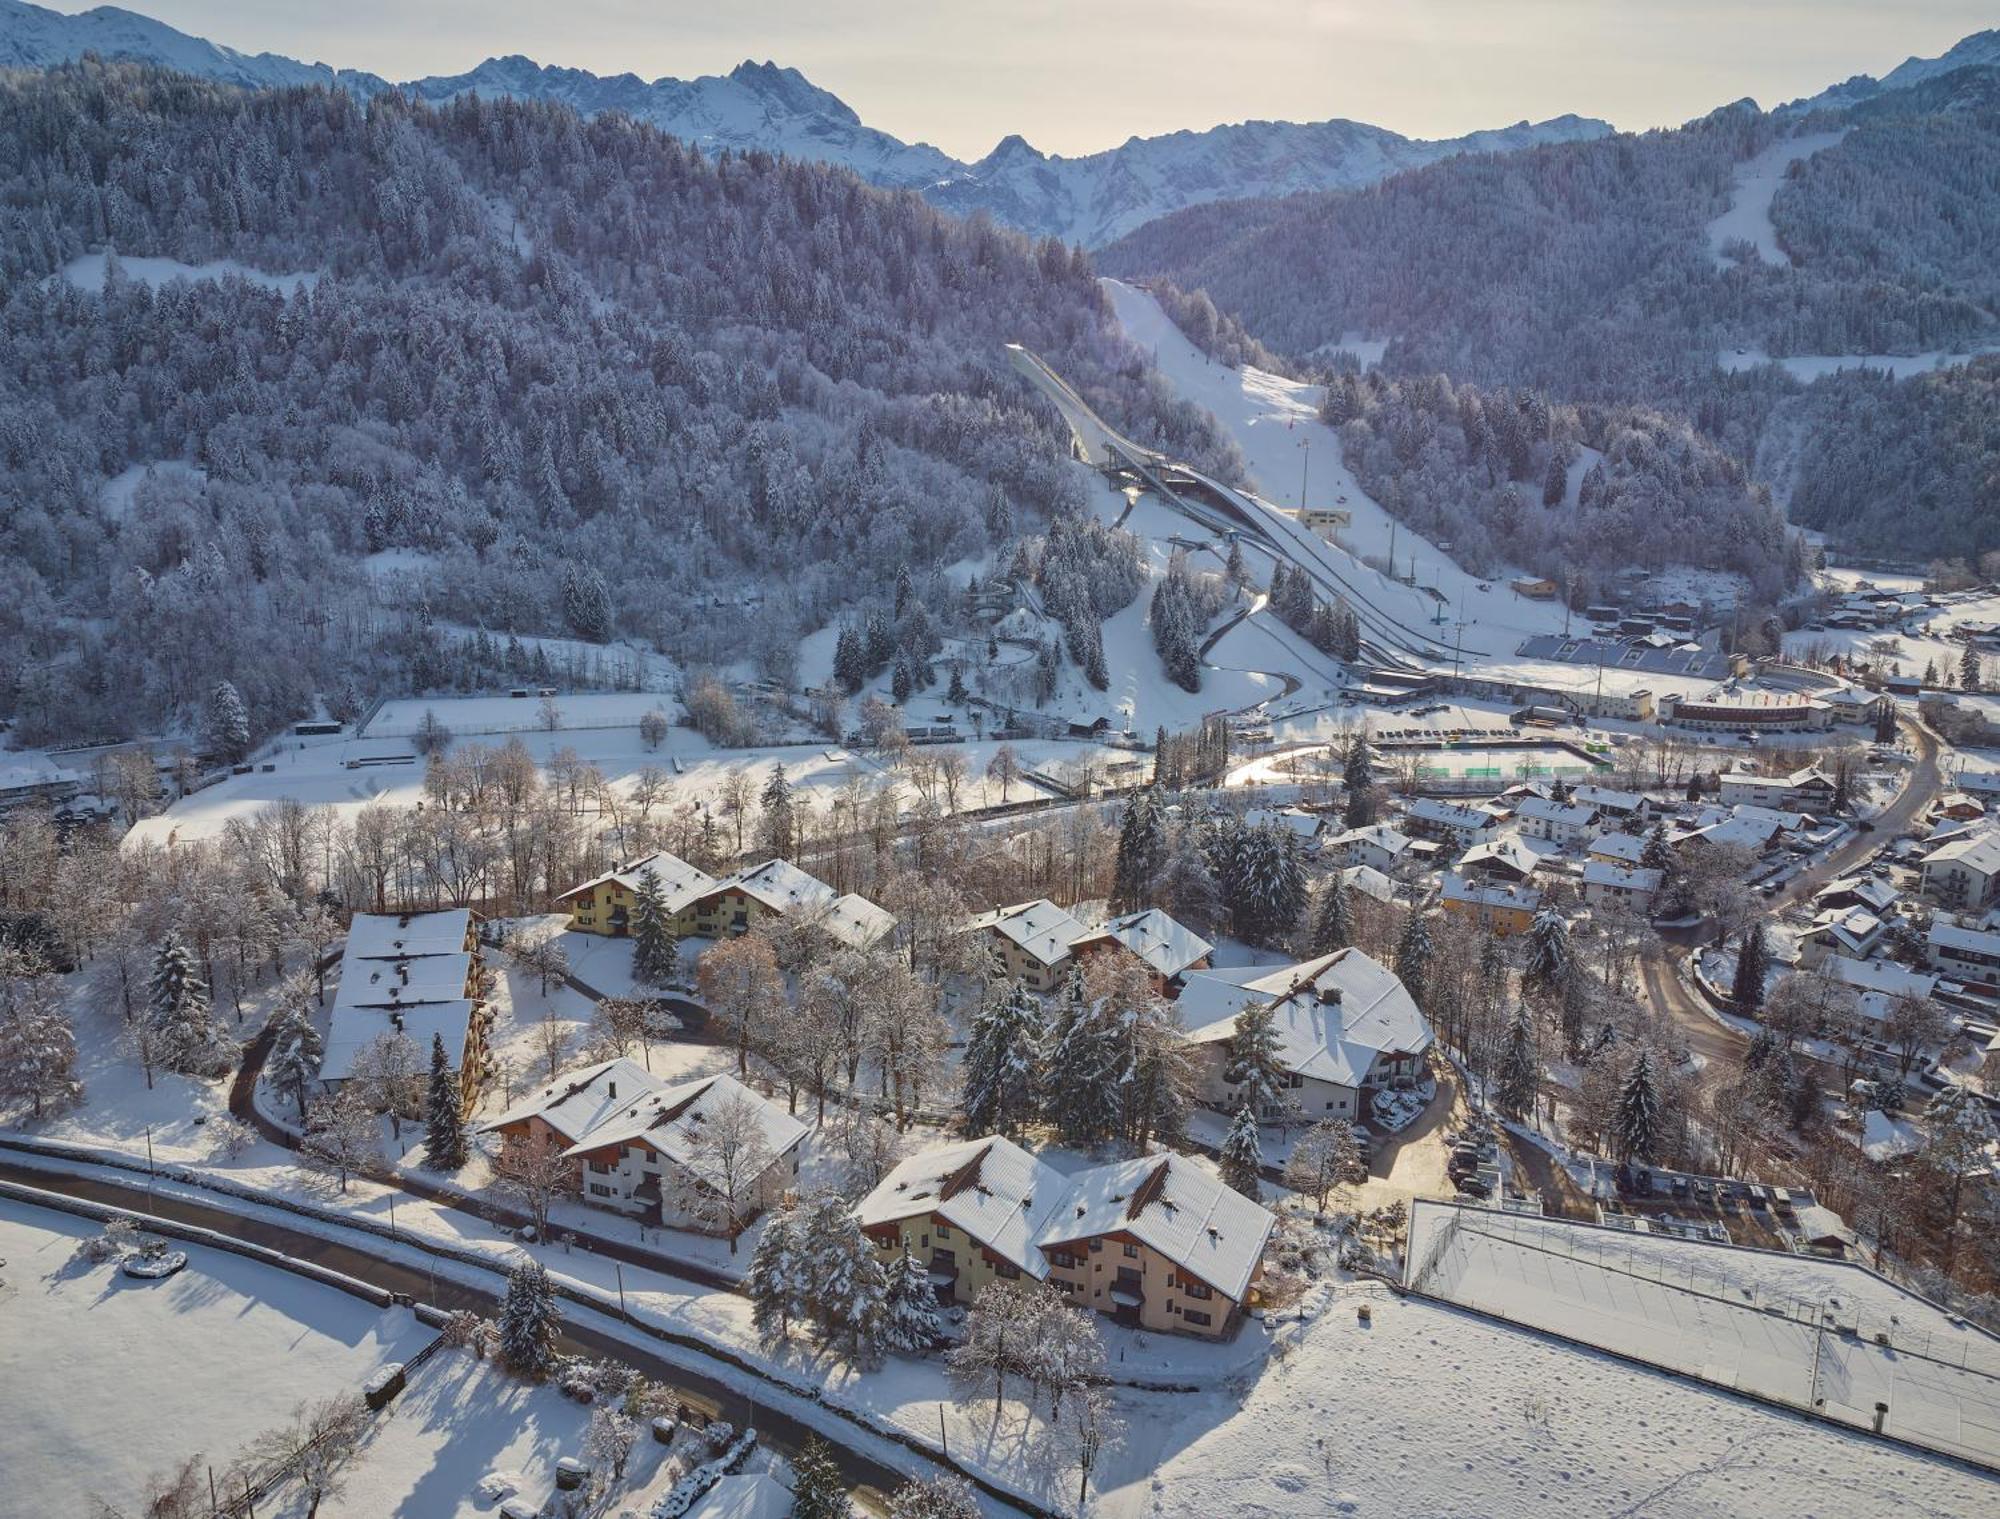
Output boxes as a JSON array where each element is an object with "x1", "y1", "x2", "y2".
[
  {"x1": 0, "y1": 0, "x2": 1599, "y2": 245},
  {"x1": 928, "y1": 114, "x2": 1610, "y2": 247},
  {"x1": 1782, "y1": 27, "x2": 2000, "y2": 113}
]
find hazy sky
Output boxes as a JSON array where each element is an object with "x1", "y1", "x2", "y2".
[{"x1": 57, "y1": 0, "x2": 2000, "y2": 159}]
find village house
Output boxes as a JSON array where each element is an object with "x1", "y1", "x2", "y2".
[
  {"x1": 1439, "y1": 874, "x2": 1541, "y2": 936},
  {"x1": 320, "y1": 909, "x2": 490, "y2": 1116},
  {"x1": 1323, "y1": 822, "x2": 1417, "y2": 874},
  {"x1": 1571, "y1": 785, "x2": 1652, "y2": 823},
  {"x1": 1401, "y1": 797, "x2": 1498, "y2": 850},
  {"x1": 1580, "y1": 862, "x2": 1663, "y2": 916},
  {"x1": 1458, "y1": 834, "x2": 1540, "y2": 884},
  {"x1": 1179, "y1": 948, "x2": 1434, "y2": 1124},
  {"x1": 1587, "y1": 830, "x2": 1652, "y2": 868},
  {"x1": 1826, "y1": 956, "x2": 1941, "y2": 1028},
  {"x1": 962, "y1": 898, "x2": 1090, "y2": 992},
  {"x1": 1068, "y1": 908, "x2": 1213, "y2": 997},
  {"x1": 559, "y1": 851, "x2": 895, "y2": 953},
  {"x1": 558, "y1": 850, "x2": 717, "y2": 937},
  {"x1": 856, "y1": 1138, "x2": 1275, "y2": 1339},
  {"x1": 1515, "y1": 796, "x2": 1602, "y2": 848},
  {"x1": 1717, "y1": 766, "x2": 1837, "y2": 813},
  {"x1": 483, "y1": 1060, "x2": 807, "y2": 1233},
  {"x1": 1812, "y1": 874, "x2": 1900, "y2": 917},
  {"x1": 1338, "y1": 863, "x2": 1398, "y2": 904},
  {"x1": 1799, "y1": 906, "x2": 1887, "y2": 966},
  {"x1": 1920, "y1": 831, "x2": 2000, "y2": 912},
  {"x1": 1927, "y1": 919, "x2": 2000, "y2": 988}
]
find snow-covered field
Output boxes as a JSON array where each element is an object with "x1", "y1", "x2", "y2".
[
  {"x1": 60, "y1": 251, "x2": 320, "y2": 293},
  {"x1": 1719, "y1": 346, "x2": 2000, "y2": 381},
  {"x1": 0, "y1": 1195, "x2": 429, "y2": 1519},
  {"x1": 1706, "y1": 130, "x2": 1848, "y2": 269},
  {"x1": 364, "y1": 691, "x2": 680, "y2": 738},
  {"x1": 1406, "y1": 1203, "x2": 2000, "y2": 1469}
]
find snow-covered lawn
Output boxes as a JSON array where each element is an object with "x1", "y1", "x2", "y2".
[
  {"x1": 1405, "y1": 1203, "x2": 2000, "y2": 1470},
  {"x1": 1101, "y1": 1273, "x2": 1997, "y2": 1519},
  {"x1": 60, "y1": 250, "x2": 321, "y2": 293},
  {"x1": 0, "y1": 1195, "x2": 429, "y2": 1518}
]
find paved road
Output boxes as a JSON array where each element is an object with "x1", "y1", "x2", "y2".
[{"x1": 0, "y1": 1161, "x2": 958, "y2": 1517}]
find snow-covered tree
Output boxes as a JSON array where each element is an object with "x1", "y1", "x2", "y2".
[
  {"x1": 960, "y1": 980, "x2": 1043, "y2": 1137},
  {"x1": 1523, "y1": 907, "x2": 1573, "y2": 1000},
  {"x1": 946, "y1": 1281, "x2": 1036, "y2": 1416},
  {"x1": 423, "y1": 1032, "x2": 467, "y2": 1170},
  {"x1": 582, "y1": 1406, "x2": 637, "y2": 1494},
  {"x1": 629, "y1": 866, "x2": 680, "y2": 990},
  {"x1": 746, "y1": 1203, "x2": 807, "y2": 1346},
  {"x1": 148, "y1": 931, "x2": 233, "y2": 1076},
  {"x1": 493, "y1": 1129, "x2": 575, "y2": 1235},
  {"x1": 1110, "y1": 787, "x2": 1168, "y2": 913},
  {"x1": 498, "y1": 1258, "x2": 560, "y2": 1377},
  {"x1": 801, "y1": 1192, "x2": 889, "y2": 1361},
  {"x1": 885, "y1": 1475, "x2": 981, "y2": 1519},
  {"x1": 0, "y1": 946, "x2": 80, "y2": 1118},
  {"x1": 1614, "y1": 1049, "x2": 1661, "y2": 1163},
  {"x1": 789, "y1": 1435, "x2": 851, "y2": 1519},
  {"x1": 204, "y1": 679, "x2": 251, "y2": 763},
  {"x1": 302, "y1": 1083, "x2": 378, "y2": 1192},
  {"x1": 881, "y1": 1242, "x2": 944, "y2": 1354},
  {"x1": 1495, "y1": 1010, "x2": 1539, "y2": 1119},
  {"x1": 1394, "y1": 912, "x2": 1434, "y2": 1012},
  {"x1": 1282, "y1": 1117, "x2": 1361, "y2": 1211},
  {"x1": 1920, "y1": 1084, "x2": 1997, "y2": 1282},
  {"x1": 264, "y1": 995, "x2": 324, "y2": 1119},
  {"x1": 1222, "y1": 1000, "x2": 1290, "y2": 1123},
  {"x1": 1308, "y1": 874, "x2": 1357, "y2": 954},
  {"x1": 1732, "y1": 922, "x2": 1770, "y2": 1014},
  {"x1": 1040, "y1": 968, "x2": 1123, "y2": 1145},
  {"x1": 1219, "y1": 1105, "x2": 1264, "y2": 1197},
  {"x1": 665, "y1": 1091, "x2": 776, "y2": 1251}
]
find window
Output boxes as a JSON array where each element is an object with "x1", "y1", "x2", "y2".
[
  {"x1": 1184, "y1": 1280, "x2": 1213, "y2": 1301},
  {"x1": 1048, "y1": 1250, "x2": 1083, "y2": 1270},
  {"x1": 588, "y1": 1182, "x2": 612, "y2": 1198},
  {"x1": 588, "y1": 1159, "x2": 613, "y2": 1175},
  {"x1": 1088, "y1": 1239, "x2": 1103, "y2": 1253},
  {"x1": 1183, "y1": 1309, "x2": 1212, "y2": 1328},
  {"x1": 1122, "y1": 1243, "x2": 1140, "y2": 1260},
  {"x1": 994, "y1": 1260, "x2": 1020, "y2": 1280},
  {"x1": 936, "y1": 1224, "x2": 952, "y2": 1240}
]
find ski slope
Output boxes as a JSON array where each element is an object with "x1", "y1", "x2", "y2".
[
  {"x1": 1706, "y1": 130, "x2": 1848, "y2": 269},
  {"x1": 1101, "y1": 279, "x2": 1575, "y2": 663}
]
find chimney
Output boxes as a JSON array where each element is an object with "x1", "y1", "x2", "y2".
[
  {"x1": 607, "y1": 1082, "x2": 618, "y2": 1100},
  {"x1": 1318, "y1": 983, "x2": 1342, "y2": 1006}
]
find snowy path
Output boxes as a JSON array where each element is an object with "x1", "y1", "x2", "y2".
[{"x1": 1706, "y1": 130, "x2": 1848, "y2": 269}]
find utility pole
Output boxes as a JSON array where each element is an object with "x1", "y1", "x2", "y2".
[{"x1": 1298, "y1": 437, "x2": 1311, "y2": 513}]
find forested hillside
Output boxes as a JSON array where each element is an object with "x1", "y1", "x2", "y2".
[
  {"x1": 1101, "y1": 67, "x2": 2000, "y2": 561},
  {"x1": 0, "y1": 62, "x2": 1239, "y2": 746}
]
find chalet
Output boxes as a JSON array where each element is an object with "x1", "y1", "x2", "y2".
[
  {"x1": 1812, "y1": 874, "x2": 1899, "y2": 916},
  {"x1": 1459, "y1": 834, "x2": 1539, "y2": 884},
  {"x1": 1439, "y1": 874, "x2": 1541, "y2": 936},
  {"x1": 1180, "y1": 949, "x2": 1433, "y2": 1125},
  {"x1": 1401, "y1": 798, "x2": 1497, "y2": 849},
  {"x1": 1587, "y1": 830, "x2": 1651, "y2": 868},
  {"x1": 1826, "y1": 957, "x2": 1940, "y2": 1027},
  {"x1": 1515, "y1": 796, "x2": 1602, "y2": 847},
  {"x1": 856, "y1": 1140, "x2": 1275, "y2": 1340},
  {"x1": 962, "y1": 899, "x2": 1089, "y2": 992},
  {"x1": 1927, "y1": 919, "x2": 2000, "y2": 988},
  {"x1": 1338, "y1": 864, "x2": 1398, "y2": 904},
  {"x1": 320, "y1": 910, "x2": 489, "y2": 1116},
  {"x1": 1717, "y1": 766, "x2": 1837, "y2": 813},
  {"x1": 682, "y1": 858, "x2": 836, "y2": 939},
  {"x1": 1580, "y1": 862, "x2": 1663, "y2": 915},
  {"x1": 1068, "y1": 909, "x2": 1213, "y2": 996},
  {"x1": 1937, "y1": 792, "x2": 1988, "y2": 822},
  {"x1": 559, "y1": 850, "x2": 717, "y2": 937},
  {"x1": 1799, "y1": 906, "x2": 1886, "y2": 966},
  {"x1": 1323, "y1": 823, "x2": 1416, "y2": 874},
  {"x1": 1571, "y1": 785, "x2": 1651, "y2": 822},
  {"x1": 483, "y1": 1061, "x2": 806, "y2": 1233},
  {"x1": 1920, "y1": 831, "x2": 2000, "y2": 912}
]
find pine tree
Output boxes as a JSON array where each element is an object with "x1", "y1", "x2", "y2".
[
  {"x1": 1223, "y1": 1001, "x2": 1288, "y2": 1120},
  {"x1": 1639, "y1": 822, "x2": 1674, "y2": 874},
  {"x1": 1523, "y1": 908, "x2": 1573, "y2": 1000},
  {"x1": 1110, "y1": 788, "x2": 1167, "y2": 914},
  {"x1": 423, "y1": 1032, "x2": 467, "y2": 1170},
  {"x1": 881, "y1": 1242, "x2": 943, "y2": 1354},
  {"x1": 1496, "y1": 1011, "x2": 1538, "y2": 1119},
  {"x1": 802, "y1": 1195, "x2": 890, "y2": 1360},
  {"x1": 630, "y1": 866, "x2": 679, "y2": 990},
  {"x1": 0, "y1": 961, "x2": 81, "y2": 1119},
  {"x1": 1041, "y1": 968, "x2": 1123, "y2": 1145},
  {"x1": 562, "y1": 562, "x2": 613, "y2": 642},
  {"x1": 746, "y1": 1204, "x2": 805, "y2": 1346},
  {"x1": 1732, "y1": 923, "x2": 1769, "y2": 1014},
  {"x1": 1614, "y1": 1049, "x2": 1661, "y2": 1163},
  {"x1": 1219, "y1": 1105, "x2": 1264, "y2": 1196},
  {"x1": 265, "y1": 998, "x2": 323, "y2": 1118},
  {"x1": 761, "y1": 765, "x2": 796, "y2": 857},
  {"x1": 149, "y1": 931, "x2": 229, "y2": 1075},
  {"x1": 1961, "y1": 642, "x2": 1982, "y2": 694},
  {"x1": 790, "y1": 1435, "x2": 851, "y2": 1519},
  {"x1": 1342, "y1": 732, "x2": 1378, "y2": 828},
  {"x1": 1395, "y1": 912, "x2": 1434, "y2": 1012},
  {"x1": 1308, "y1": 874, "x2": 1357, "y2": 954},
  {"x1": 498, "y1": 1259, "x2": 559, "y2": 1377},
  {"x1": 894, "y1": 563, "x2": 915, "y2": 621},
  {"x1": 833, "y1": 626, "x2": 867, "y2": 693},
  {"x1": 205, "y1": 679, "x2": 251, "y2": 762},
  {"x1": 1873, "y1": 700, "x2": 1897, "y2": 745},
  {"x1": 960, "y1": 981, "x2": 1043, "y2": 1137}
]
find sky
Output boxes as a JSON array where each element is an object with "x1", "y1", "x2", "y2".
[{"x1": 45, "y1": 0, "x2": 2000, "y2": 159}]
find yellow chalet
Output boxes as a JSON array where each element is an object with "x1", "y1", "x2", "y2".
[
  {"x1": 560, "y1": 851, "x2": 896, "y2": 952},
  {"x1": 559, "y1": 850, "x2": 717, "y2": 937}
]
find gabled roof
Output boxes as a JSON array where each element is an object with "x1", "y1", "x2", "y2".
[
  {"x1": 1405, "y1": 798, "x2": 1492, "y2": 830},
  {"x1": 479, "y1": 1056, "x2": 658, "y2": 1145},
  {"x1": 1929, "y1": 919, "x2": 2000, "y2": 956},
  {"x1": 856, "y1": 1136, "x2": 1068, "y2": 1277},
  {"x1": 557, "y1": 850, "x2": 717, "y2": 912},
  {"x1": 1806, "y1": 906, "x2": 1884, "y2": 955},
  {"x1": 823, "y1": 892, "x2": 897, "y2": 950},
  {"x1": 320, "y1": 1000, "x2": 475, "y2": 1083},
  {"x1": 1326, "y1": 823, "x2": 1412, "y2": 855},
  {"x1": 1180, "y1": 948, "x2": 1434, "y2": 1090},
  {"x1": 1572, "y1": 785, "x2": 1647, "y2": 813},
  {"x1": 564, "y1": 1072, "x2": 809, "y2": 1193},
  {"x1": 962, "y1": 899, "x2": 1089, "y2": 968},
  {"x1": 1588, "y1": 831, "x2": 1650, "y2": 865},
  {"x1": 1581, "y1": 862, "x2": 1663, "y2": 893},
  {"x1": 1037, "y1": 1152, "x2": 1274, "y2": 1303},
  {"x1": 1069, "y1": 908, "x2": 1212, "y2": 980},
  {"x1": 706, "y1": 858, "x2": 837, "y2": 915},
  {"x1": 1339, "y1": 864, "x2": 1396, "y2": 903},
  {"x1": 1813, "y1": 874, "x2": 1899, "y2": 914},
  {"x1": 1440, "y1": 873, "x2": 1542, "y2": 913},
  {"x1": 1923, "y1": 831, "x2": 2000, "y2": 875},
  {"x1": 1243, "y1": 806, "x2": 1326, "y2": 841},
  {"x1": 1516, "y1": 797, "x2": 1600, "y2": 828},
  {"x1": 1460, "y1": 835, "x2": 1539, "y2": 878},
  {"x1": 332, "y1": 952, "x2": 471, "y2": 1013}
]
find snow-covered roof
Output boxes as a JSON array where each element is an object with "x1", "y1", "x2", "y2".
[
  {"x1": 564, "y1": 1072, "x2": 809, "y2": 1191},
  {"x1": 1244, "y1": 806, "x2": 1326, "y2": 841},
  {"x1": 1069, "y1": 908, "x2": 1212, "y2": 980},
  {"x1": 1806, "y1": 906, "x2": 1884, "y2": 955},
  {"x1": 1326, "y1": 823, "x2": 1412, "y2": 855},
  {"x1": 479, "y1": 1056, "x2": 658, "y2": 1145},
  {"x1": 822, "y1": 892, "x2": 897, "y2": 950},
  {"x1": 694, "y1": 1474, "x2": 793, "y2": 1519},
  {"x1": 321, "y1": 1000, "x2": 476, "y2": 1082},
  {"x1": 1928, "y1": 919, "x2": 2000, "y2": 957},
  {"x1": 1340, "y1": 864, "x2": 1397, "y2": 903},
  {"x1": 962, "y1": 898, "x2": 1088, "y2": 968},
  {"x1": 1181, "y1": 949, "x2": 1434, "y2": 1090},
  {"x1": 1581, "y1": 862, "x2": 1663, "y2": 893},
  {"x1": 1460, "y1": 835, "x2": 1539, "y2": 877},
  {"x1": 1038, "y1": 1152, "x2": 1275, "y2": 1303},
  {"x1": 558, "y1": 850, "x2": 717, "y2": 913},
  {"x1": 707, "y1": 858, "x2": 837, "y2": 915},
  {"x1": 344, "y1": 909, "x2": 471, "y2": 960},
  {"x1": 1440, "y1": 873, "x2": 1543, "y2": 912},
  {"x1": 1814, "y1": 874, "x2": 1899, "y2": 914},
  {"x1": 1923, "y1": 831, "x2": 2000, "y2": 875},
  {"x1": 856, "y1": 1136, "x2": 1069, "y2": 1278},
  {"x1": 1825, "y1": 955, "x2": 1937, "y2": 1019},
  {"x1": 1572, "y1": 785, "x2": 1647, "y2": 814},
  {"x1": 332, "y1": 952, "x2": 471, "y2": 1012},
  {"x1": 1588, "y1": 831, "x2": 1650, "y2": 866},
  {"x1": 1405, "y1": 798, "x2": 1492, "y2": 830},
  {"x1": 1678, "y1": 816, "x2": 1780, "y2": 852},
  {"x1": 1516, "y1": 797, "x2": 1600, "y2": 828}
]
